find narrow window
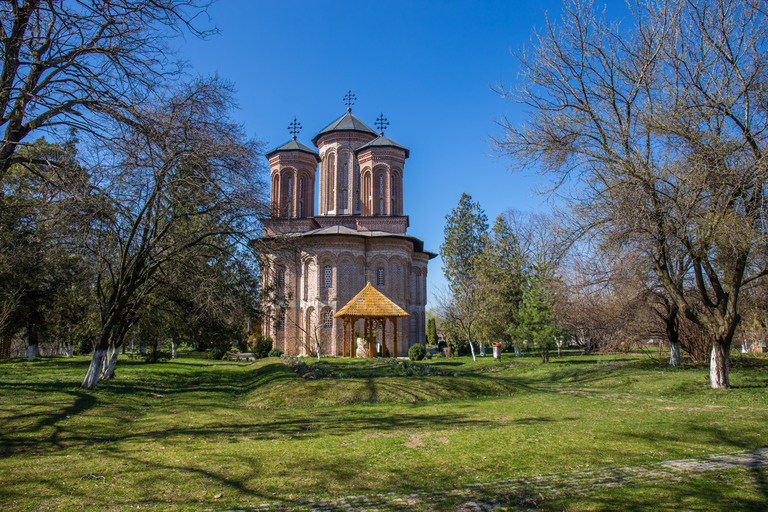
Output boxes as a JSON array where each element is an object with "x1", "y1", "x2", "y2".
[
  {"x1": 278, "y1": 268, "x2": 285, "y2": 288},
  {"x1": 342, "y1": 189, "x2": 348, "y2": 209},
  {"x1": 324, "y1": 265, "x2": 332, "y2": 288},
  {"x1": 379, "y1": 197, "x2": 384, "y2": 215},
  {"x1": 324, "y1": 309, "x2": 333, "y2": 328},
  {"x1": 377, "y1": 267, "x2": 385, "y2": 286},
  {"x1": 379, "y1": 174, "x2": 384, "y2": 195},
  {"x1": 299, "y1": 177, "x2": 304, "y2": 198},
  {"x1": 298, "y1": 201, "x2": 303, "y2": 218},
  {"x1": 287, "y1": 177, "x2": 293, "y2": 198}
]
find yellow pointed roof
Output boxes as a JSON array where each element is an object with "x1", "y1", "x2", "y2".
[{"x1": 334, "y1": 283, "x2": 409, "y2": 318}]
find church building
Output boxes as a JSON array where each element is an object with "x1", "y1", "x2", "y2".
[{"x1": 260, "y1": 95, "x2": 435, "y2": 357}]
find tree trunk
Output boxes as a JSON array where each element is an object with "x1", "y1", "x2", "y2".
[
  {"x1": 0, "y1": 334, "x2": 12, "y2": 359},
  {"x1": 514, "y1": 346, "x2": 521, "y2": 357},
  {"x1": 710, "y1": 342, "x2": 730, "y2": 389},
  {"x1": 584, "y1": 337, "x2": 591, "y2": 355},
  {"x1": 171, "y1": 340, "x2": 177, "y2": 359},
  {"x1": 82, "y1": 349, "x2": 107, "y2": 389},
  {"x1": 100, "y1": 348, "x2": 119, "y2": 380},
  {"x1": 468, "y1": 340, "x2": 476, "y2": 362},
  {"x1": 669, "y1": 341, "x2": 681, "y2": 367},
  {"x1": 479, "y1": 342, "x2": 486, "y2": 356},
  {"x1": 65, "y1": 343, "x2": 73, "y2": 358}
]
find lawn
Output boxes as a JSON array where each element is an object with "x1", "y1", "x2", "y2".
[{"x1": 0, "y1": 349, "x2": 766, "y2": 511}]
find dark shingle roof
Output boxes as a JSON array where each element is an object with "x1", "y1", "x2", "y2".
[
  {"x1": 265, "y1": 138, "x2": 321, "y2": 162},
  {"x1": 312, "y1": 108, "x2": 379, "y2": 145},
  {"x1": 356, "y1": 135, "x2": 410, "y2": 158}
]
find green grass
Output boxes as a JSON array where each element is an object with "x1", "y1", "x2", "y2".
[{"x1": 1, "y1": 349, "x2": 767, "y2": 510}]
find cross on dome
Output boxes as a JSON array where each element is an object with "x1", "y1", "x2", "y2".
[
  {"x1": 343, "y1": 90, "x2": 356, "y2": 112},
  {"x1": 375, "y1": 113, "x2": 389, "y2": 135},
  {"x1": 288, "y1": 117, "x2": 302, "y2": 140}
]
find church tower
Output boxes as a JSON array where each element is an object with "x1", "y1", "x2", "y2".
[{"x1": 258, "y1": 93, "x2": 435, "y2": 357}]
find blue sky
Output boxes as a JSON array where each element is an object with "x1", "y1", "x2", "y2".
[{"x1": 177, "y1": 0, "x2": 580, "y2": 308}]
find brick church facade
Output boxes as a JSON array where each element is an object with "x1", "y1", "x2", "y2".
[{"x1": 260, "y1": 103, "x2": 435, "y2": 356}]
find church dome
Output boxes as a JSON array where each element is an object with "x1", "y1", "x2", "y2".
[
  {"x1": 356, "y1": 135, "x2": 410, "y2": 159},
  {"x1": 265, "y1": 137, "x2": 320, "y2": 162},
  {"x1": 312, "y1": 108, "x2": 379, "y2": 146}
]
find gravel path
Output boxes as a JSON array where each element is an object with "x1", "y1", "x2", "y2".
[{"x1": 218, "y1": 448, "x2": 768, "y2": 512}]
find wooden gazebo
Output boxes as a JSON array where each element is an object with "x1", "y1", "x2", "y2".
[{"x1": 334, "y1": 283, "x2": 409, "y2": 358}]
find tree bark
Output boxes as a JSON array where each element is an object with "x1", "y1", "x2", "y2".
[
  {"x1": 710, "y1": 342, "x2": 731, "y2": 389},
  {"x1": 82, "y1": 349, "x2": 107, "y2": 389},
  {"x1": 171, "y1": 340, "x2": 177, "y2": 359},
  {"x1": 669, "y1": 342, "x2": 681, "y2": 367},
  {"x1": 64, "y1": 343, "x2": 73, "y2": 358},
  {"x1": 468, "y1": 340, "x2": 477, "y2": 362},
  {"x1": 100, "y1": 348, "x2": 119, "y2": 380}
]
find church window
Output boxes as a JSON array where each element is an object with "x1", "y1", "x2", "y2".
[
  {"x1": 377, "y1": 267, "x2": 385, "y2": 286},
  {"x1": 379, "y1": 197, "x2": 384, "y2": 215},
  {"x1": 279, "y1": 310, "x2": 286, "y2": 330},
  {"x1": 324, "y1": 309, "x2": 333, "y2": 328},
  {"x1": 379, "y1": 174, "x2": 384, "y2": 195},
  {"x1": 324, "y1": 265, "x2": 332, "y2": 288},
  {"x1": 287, "y1": 177, "x2": 293, "y2": 197},
  {"x1": 298, "y1": 201, "x2": 303, "y2": 218},
  {"x1": 303, "y1": 261, "x2": 310, "y2": 300},
  {"x1": 342, "y1": 189, "x2": 348, "y2": 209},
  {"x1": 278, "y1": 268, "x2": 285, "y2": 288},
  {"x1": 299, "y1": 177, "x2": 304, "y2": 198}
]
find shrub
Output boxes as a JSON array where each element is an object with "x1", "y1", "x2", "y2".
[
  {"x1": 408, "y1": 344, "x2": 426, "y2": 361},
  {"x1": 425, "y1": 352, "x2": 432, "y2": 360},
  {"x1": 253, "y1": 334, "x2": 273, "y2": 359},
  {"x1": 209, "y1": 346, "x2": 227, "y2": 361},
  {"x1": 268, "y1": 348, "x2": 283, "y2": 358}
]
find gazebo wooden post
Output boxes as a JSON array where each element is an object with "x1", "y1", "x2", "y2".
[
  {"x1": 393, "y1": 318, "x2": 398, "y2": 358},
  {"x1": 382, "y1": 319, "x2": 387, "y2": 357},
  {"x1": 342, "y1": 319, "x2": 348, "y2": 357},
  {"x1": 367, "y1": 319, "x2": 373, "y2": 358}
]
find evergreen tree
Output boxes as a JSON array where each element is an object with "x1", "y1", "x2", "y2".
[
  {"x1": 427, "y1": 317, "x2": 437, "y2": 346},
  {"x1": 475, "y1": 215, "x2": 527, "y2": 344},
  {"x1": 509, "y1": 268, "x2": 564, "y2": 363},
  {"x1": 439, "y1": 193, "x2": 488, "y2": 360}
]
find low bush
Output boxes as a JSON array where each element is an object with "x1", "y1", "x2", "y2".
[
  {"x1": 253, "y1": 334, "x2": 273, "y2": 359},
  {"x1": 209, "y1": 346, "x2": 227, "y2": 361},
  {"x1": 268, "y1": 348, "x2": 283, "y2": 358},
  {"x1": 408, "y1": 344, "x2": 426, "y2": 361}
]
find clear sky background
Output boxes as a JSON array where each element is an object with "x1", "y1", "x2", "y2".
[{"x1": 176, "y1": 0, "x2": 605, "y2": 308}]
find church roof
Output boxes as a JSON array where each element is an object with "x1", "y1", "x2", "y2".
[
  {"x1": 312, "y1": 108, "x2": 379, "y2": 145},
  {"x1": 356, "y1": 135, "x2": 410, "y2": 158},
  {"x1": 334, "y1": 282, "x2": 409, "y2": 319},
  {"x1": 265, "y1": 138, "x2": 321, "y2": 162},
  {"x1": 261, "y1": 224, "x2": 438, "y2": 259}
]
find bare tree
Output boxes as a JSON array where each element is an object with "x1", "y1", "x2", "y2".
[
  {"x1": 75, "y1": 77, "x2": 267, "y2": 388},
  {"x1": 493, "y1": 0, "x2": 768, "y2": 388},
  {"x1": 0, "y1": 0, "x2": 215, "y2": 184}
]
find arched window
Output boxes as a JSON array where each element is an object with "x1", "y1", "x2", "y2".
[
  {"x1": 342, "y1": 189, "x2": 348, "y2": 209},
  {"x1": 379, "y1": 174, "x2": 384, "y2": 195},
  {"x1": 287, "y1": 177, "x2": 293, "y2": 198},
  {"x1": 298, "y1": 202, "x2": 303, "y2": 218},
  {"x1": 324, "y1": 309, "x2": 333, "y2": 328},
  {"x1": 379, "y1": 197, "x2": 384, "y2": 215},
  {"x1": 377, "y1": 267, "x2": 385, "y2": 286},
  {"x1": 324, "y1": 265, "x2": 332, "y2": 288},
  {"x1": 303, "y1": 261, "x2": 310, "y2": 300},
  {"x1": 299, "y1": 177, "x2": 304, "y2": 198},
  {"x1": 278, "y1": 268, "x2": 285, "y2": 288}
]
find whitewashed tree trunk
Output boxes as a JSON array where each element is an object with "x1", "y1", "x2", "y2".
[
  {"x1": 100, "y1": 348, "x2": 119, "y2": 380},
  {"x1": 584, "y1": 337, "x2": 591, "y2": 355},
  {"x1": 27, "y1": 345, "x2": 34, "y2": 362},
  {"x1": 468, "y1": 341, "x2": 476, "y2": 362},
  {"x1": 82, "y1": 349, "x2": 107, "y2": 389},
  {"x1": 710, "y1": 343, "x2": 730, "y2": 389},
  {"x1": 65, "y1": 344, "x2": 73, "y2": 358},
  {"x1": 514, "y1": 346, "x2": 522, "y2": 357},
  {"x1": 669, "y1": 341, "x2": 681, "y2": 367},
  {"x1": 479, "y1": 342, "x2": 486, "y2": 357},
  {"x1": 171, "y1": 341, "x2": 177, "y2": 359}
]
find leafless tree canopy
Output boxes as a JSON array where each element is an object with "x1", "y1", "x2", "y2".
[
  {"x1": 0, "y1": 0, "x2": 215, "y2": 181},
  {"x1": 493, "y1": 0, "x2": 768, "y2": 387}
]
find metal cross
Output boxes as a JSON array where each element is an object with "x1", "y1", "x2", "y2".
[
  {"x1": 375, "y1": 113, "x2": 389, "y2": 135},
  {"x1": 288, "y1": 117, "x2": 302, "y2": 139},
  {"x1": 343, "y1": 90, "x2": 356, "y2": 110},
  {"x1": 363, "y1": 269, "x2": 372, "y2": 283}
]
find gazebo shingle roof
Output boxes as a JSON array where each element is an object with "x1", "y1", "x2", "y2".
[{"x1": 334, "y1": 283, "x2": 409, "y2": 318}]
